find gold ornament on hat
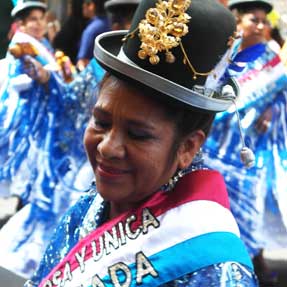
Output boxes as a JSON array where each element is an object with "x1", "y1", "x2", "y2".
[
  {"x1": 137, "y1": 0, "x2": 191, "y2": 65},
  {"x1": 123, "y1": 0, "x2": 213, "y2": 79}
]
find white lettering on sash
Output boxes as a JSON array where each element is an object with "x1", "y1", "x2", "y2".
[
  {"x1": 104, "y1": 226, "x2": 119, "y2": 255},
  {"x1": 45, "y1": 208, "x2": 161, "y2": 287},
  {"x1": 62, "y1": 262, "x2": 73, "y2": 284},
  {"x1": 92, "y1": 236, "x2": 104, "y2": 261},
  {"x1": 118, "y1": 221, "x2": 126, "y2": 246},
  {"x1": 75, "y1": 246, "x2": 87, "y2": 273},
  {"x1": 43, "y1": 280, "x2": 53, "y2": 287},
  {"x1": 91, "y1": 274, "x2": 105, "y2": 287},
  {"x1": 136, "y1": 251, "x2": 158, "y2": 284},
  {"x1": 125, "y1": 215, "x2": 141, "y2": 239},
  {"x1": 52, "y1": 270, "x2": 62, "y2": 286},
  {"x1": 142, "y1": 208, "x2": 160, "y2": 234},
  {"x1": 109, "y1": 262, "x2": 132, "y2": 287}
]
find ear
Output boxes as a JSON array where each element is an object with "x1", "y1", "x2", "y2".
[{"x1": 177, "y1": 130, "x2": 206, "y2": 170}]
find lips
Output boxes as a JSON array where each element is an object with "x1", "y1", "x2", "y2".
[{"x1": 97, "y1": 163, "x2": 131, "y2": 178}]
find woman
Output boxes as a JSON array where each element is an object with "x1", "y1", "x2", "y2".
[
  {"x1": 0, "y1": 0, "x2": 56, "y2": 204},
  {"x1": 25, "y1": 0, "x2": 258, "y2": 286},
  {"x1": 204, "y1": 0, "x2": 287, "y2": 285},
  {"x1": 76, "y1": 0, "x2": 110, "y2": 71},
  {"x1": 0, "y1": 0, "x2": 89, "y2": 278},
  {"x1": 52, "y1": 0, "x2": 87, "y2": 64}
]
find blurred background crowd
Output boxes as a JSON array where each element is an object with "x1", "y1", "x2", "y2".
[{"x1": 0, "y1": 0, "x2": 287, "y2": 59}]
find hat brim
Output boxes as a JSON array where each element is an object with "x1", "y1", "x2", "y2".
[
  {"x1": 94, "y1": 30, "x2": 236, "y2": 112},
  {"x1": 11, "y1": 2, "x2": 47, "y2": 17}
]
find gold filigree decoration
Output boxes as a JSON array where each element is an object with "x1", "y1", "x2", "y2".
[
  {"x1": 123, "y1": 0, "x2": 214, "y2": 80},
  {"x1": 137, "y1": 0, "x2": 191, "y2": 65}
]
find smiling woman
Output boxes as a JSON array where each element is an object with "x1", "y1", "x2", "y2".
[
  {"x1": 17, "y1": 8, "x2": 47, "y2": 40},
  {"x1": 26, "y1": 0, "x2": 259, "y2": 286},
  {"x1": 85, "y1": 74, "x2": 212, "y2": 216}
]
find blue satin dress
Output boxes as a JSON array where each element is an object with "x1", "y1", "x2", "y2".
[
  {"x1": 203, "y1": 43, "x2": 287, "y2": 257},
  {"x1": 0, "y1": 30, "x2": 104, "y2": 278}
]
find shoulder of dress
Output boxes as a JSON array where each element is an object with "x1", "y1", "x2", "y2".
[{"x1": 64, "y1": 185, "x2": 97, "y2": 218}]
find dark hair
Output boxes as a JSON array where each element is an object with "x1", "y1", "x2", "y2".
[
  {"x1": 15, "y1": 7, "x2": 46, "y2": 21},
  {"x1": 142, "y1": 85, "x2": 216, "y2": 155},
  {"x1": 107, "y1": 4, "x2": 138, "y2": 28},
  {"x1": 271, "y1": 27, "x2": 284, "y2": 48},
  {"x1": 85, "y1": 0, "x2": 108, "y2": 16},
  {"x1": 99, "y1": 73, "x2": 215, "y2": 152},
  {"x1": 231, "y1": 4, "x2": 269, "y2": 23},
  {"x1": 53, "y1": 0, "x2": 88, "y2": 63}
]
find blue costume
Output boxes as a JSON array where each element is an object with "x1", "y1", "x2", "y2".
[
  {"x1": 203, "y1": 43, "x2": 287, "y2": 257},
  {"x1": 0, "y1": 31, "x2": 104, "y2": 278},
  {"x1": 25, "y1": 166, "x2": 258, "y2": 287},
  {"x1": 77, "y1": 16, "x2": 110, "y2": 61}
]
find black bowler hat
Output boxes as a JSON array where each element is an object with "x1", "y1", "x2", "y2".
[
  {"x1": 105, "y1": 0, "x2": 140, "y2": 12},
  {"x1": 228, "y1": 0, "x2": 273, "y2": 13},
  {"x1": 11, "y1": 0, "x2": 47, "y2": 18},
  {"x1": 94, "y1": 0, "x2": 240, "y2": 112}
]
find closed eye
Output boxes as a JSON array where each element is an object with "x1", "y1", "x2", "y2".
[
  {"x1": 127, "y1": 128, "x2": 154, "y2": 141},
  {"x1": 93, "y1": 118, "x2": 111, "y2": 130},
  {"x1": 92, "y1": 107, "x2": 111, "y2": 130}
]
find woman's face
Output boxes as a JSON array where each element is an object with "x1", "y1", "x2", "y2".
[
  {"x1": 20, "y1": 9, "x2": 47, "y2": 40},
  {"x1": 238, "y1": 8, "x2": 268, "y2": 48},
  {"x1": 84, "y1": 76, "x2": 184, "y2": 211},
  {"x1": 82, "y1": 2, "x2": 95, "y2": 19}
]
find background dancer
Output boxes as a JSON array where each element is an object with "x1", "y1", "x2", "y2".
[{"x1": 204, "y1": 1, "x2": 287, "y2": 285}]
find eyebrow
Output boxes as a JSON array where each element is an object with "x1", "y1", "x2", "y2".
[
  {"x1": 93, "y1": 107, "x2": 110, "y2": 118},
  {"x1": 93, "y1": 107, "x2": 156, "y2": 130}
]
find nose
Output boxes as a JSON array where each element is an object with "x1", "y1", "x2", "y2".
[
  {"x1": 36, "y1": 18, "x2": 45, "y2": 26},
  {"x1": 257, "y1": 22, "x2": 265, "y2": 30},
  {"x1": 97, "y1": 130, "x2": 126, "y2": 160}
]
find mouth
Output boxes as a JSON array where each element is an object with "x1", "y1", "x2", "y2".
[
  {"x1": 254, "y1": 32, "x2": 264, "y2": 37},
  {"x1": 97, "y1": 163, "x2": 131, "y2": 179}
]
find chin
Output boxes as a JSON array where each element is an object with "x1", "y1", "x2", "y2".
[
  {"x1": 97, "y1": 182, "x2": 128, "y2": 201},
  {"x1": 98, "y1": 191, "x2": 129, "y2": 204}
]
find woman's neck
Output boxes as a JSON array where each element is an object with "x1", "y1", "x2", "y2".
[
  {"x1": 240, "y1": 39, "x2": 264, "y2": 51},
  {"x1": 109, "y1": 199, "x2": 147, "y2": 220}
]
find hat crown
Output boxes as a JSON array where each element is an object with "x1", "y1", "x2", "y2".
[
  {"x1": 228, "y1": 0, "x2": 273, "y2": 13},
  {"x1": 12, "y1": 0, "x2": 45, "y2": 6},
  {"x1": 94, "y1": 0, "x2": 241, "y2": 112},
  {"x1": 123, "y1": 0, "x2": 236, "y2": 88},
  {"x1": 11, "y1": 0, "x2": 47, "y2": 17}
]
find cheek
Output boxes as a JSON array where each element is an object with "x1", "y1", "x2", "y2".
[
  {"x1": 243, "y1": 26, "x2": 253, "y2": 37},
  {"x1": 30, "y1": 21, "x2": 45, "y2": 31},
  {"x1": 26, "y1": 24, "x2": 40, "y2": 37},
  {"x1": 133, "y1": 148, "x2": 177, "y2": 193},
  {"x1": 27, "y1": 22, "x2": 37, "y2": 30},
  {"x1": 84, "y1": 127, "x2": 98, "y2": 157},
  {"x1": 133, "y1": 142, "x2": 174, "y2": 176},
  {"x1": 240, "y1": 21, "x2": 252, "y2": 33}
]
